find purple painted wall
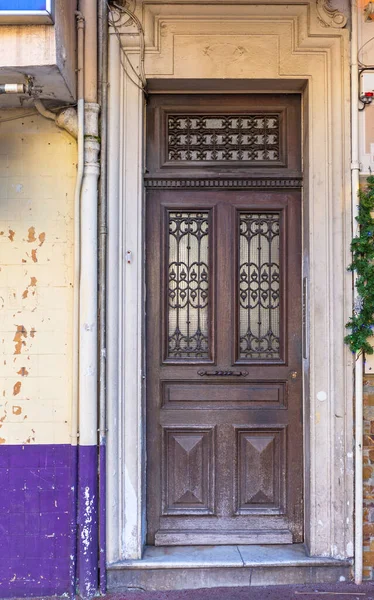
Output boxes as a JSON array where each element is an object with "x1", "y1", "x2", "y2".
[
  {"x1": 99, "y1": 443, "x2": 107, "y2": 594},
  {"x1": 0, "y1": 444, "x2": 76, "y2": 598},
  {"x1": 77, "y1": 445, "x2": 98, "y2": 598}
]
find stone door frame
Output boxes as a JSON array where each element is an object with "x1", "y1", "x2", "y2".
[{"x1": 106, "y1": 0, "x2": 354, "y2": 563}]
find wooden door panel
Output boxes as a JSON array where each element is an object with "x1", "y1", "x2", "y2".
[
  {"x1": 145, "y1": 94, "x2": 301, "y2": 179},
  {"x1": 162, "y1": 427, "x2": 216, "y2": 516},
  {"x1": 155, "y1": 530, "x2": 293, "y2": 546},
  {"x1": 162, "y1": 381, "x2": 287, "y2": 409},
  {"x1": 146, "y1": 94, "x2": 303, "y2": 547},
  {"x1": 158, "y1": 514, "x2": 294, "y2": 530},
  {"x1": 235, "y1": 427, "x2": 286, "y2": 515}
]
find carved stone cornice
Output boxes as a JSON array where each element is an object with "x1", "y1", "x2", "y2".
[
  {"x1": 144, "y1": 177, "x2": 303, "y2": 190},
  {"x1": 316, "y1": 0, "x2": 347, "y2": 29}
]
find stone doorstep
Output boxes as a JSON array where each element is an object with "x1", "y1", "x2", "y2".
[
  {"x1": 107, "y1": 545, "x2": 353, "y2": 591},
  {"x1": 110, "y1": 544, "x2": 352, "y2": 570}
]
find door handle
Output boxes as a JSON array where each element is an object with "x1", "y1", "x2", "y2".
[
  {"x1": 198, "y1": 370, "x2": 248, "y2": 377},
  {"x1": 289, "y1": 371, "x2": 298, "y2": 380}
]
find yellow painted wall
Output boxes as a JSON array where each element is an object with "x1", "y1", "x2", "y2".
[{"x1": 0, "y1": 110, "x2": 76, "y2": 445}]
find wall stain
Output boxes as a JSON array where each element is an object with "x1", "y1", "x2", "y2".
[
  {"x1": 27, "y1": 227, "x2": 36, "y2": 243},
  {"x1": 0, "y1": 408, "x2": 8, "y2": 428},
  {"x1": 13, "y1": 382, "x2": 21, "y2": 396},
  {"x1": 30, "y1": 328, "x2": 36, "y2": 338},
  {"x1": 31, "y1": 249, "x2": 38, "y2": 263},
  {"x1": 17, "y1": 367, "x2": 29, "y2": 377},
  {"x1": 8, "y1": 229, "x2": 15, "y2": 242},
  {"x1": 12, "y1": 406, "x2": 22, "y2": 415},
  {"x1": 0, "y1": 438, "x2": 5, "y2": 444},
  {"x1": 39, "y1": 232, "x2": 46, "y2": 246},
  {"x1": 25, "y1": 428, "x2": 35, "y2": 444},
  {"x1": 22, "y1": 277, "x2": 37, "y2": 300},
  {"x1": 14, "y1": 325, "x2": 27, "y2": 354}
]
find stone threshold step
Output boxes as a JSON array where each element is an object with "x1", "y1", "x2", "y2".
[
  {"x1": 108, "y1": 546, "x2": 352, "y2": 592},
  {"x1": 109, "y1": 544, "x2": 352, "y2": 570}
]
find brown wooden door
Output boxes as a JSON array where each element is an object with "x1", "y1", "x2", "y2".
[{"x1": 146, "y1": 95, "x2": 303, "y2": 546}]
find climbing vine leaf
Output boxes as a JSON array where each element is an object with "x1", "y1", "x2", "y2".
[{"x1": 345, "y1": 176, "x2": 374, "y2": 356}]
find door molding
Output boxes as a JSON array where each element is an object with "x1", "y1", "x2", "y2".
[
  {"x1": 144, "y1": 178, "x2": 303, "y2": 189},
  {"x1": 106, "y1": 0, "x2": 354, "y2": 563}
]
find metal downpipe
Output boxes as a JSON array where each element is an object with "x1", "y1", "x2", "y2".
[{"x1": 98, "y1": 0, "x2": 109, "y2": 592}]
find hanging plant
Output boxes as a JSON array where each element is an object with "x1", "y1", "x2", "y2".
[{"x1": 345, "y1": 175, "x2": 374, "y2": 356}]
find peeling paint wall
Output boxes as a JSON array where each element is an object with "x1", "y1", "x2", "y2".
[
  {"x1": 0, "y1": 109, "x2": 75, "y2": 446},
  {"x1": 0, "y1": 110, "x2": 76, "y2": 597}
]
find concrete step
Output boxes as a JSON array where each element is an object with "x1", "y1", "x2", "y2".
[{"x1": 107, "y1": 544, "x2": 352, "y2": 592}]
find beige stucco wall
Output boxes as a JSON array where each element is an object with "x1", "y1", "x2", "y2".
[{"x1": 0, "y1": 110, "x2": 76, "y2": 445}]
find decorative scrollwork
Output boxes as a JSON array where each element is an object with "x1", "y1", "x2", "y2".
[
  {"x1": 168, "y1": 212, "x2": 210, "y2": 359},
  {"x1": 316, "y1": 0, "x2": 347, "y2": 29},
  {"x1": 168, "y1": 114, "x2": 280, "y2": 163},
  {"x1": 239, "y1": 213, "x2": 281, "y2": 360}
]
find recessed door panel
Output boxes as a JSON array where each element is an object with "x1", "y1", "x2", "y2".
[
  {"x1": 235, "y1": 427, "x2": 286, "y2": 515},
  {"x1": 162, "y1": 427, "x2": 216, "y2": 516},
  {"x1": 162, "y1": 381, "x2": 286, "y2": 409}
]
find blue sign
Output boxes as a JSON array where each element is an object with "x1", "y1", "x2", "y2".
[
  {"x1": 0, "y1": 1, "x2": 48, "y2": 8},
  {"x1": 0, "y1": 0, "x2": 53, "y2": 22}
]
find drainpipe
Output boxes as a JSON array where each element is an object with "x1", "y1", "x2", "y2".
[
  {"x1": 70, "y1": 10, "x2": 85, "y2": 598},
  {"x1": 77, "y1": 0, "x2": 100, "y2": 597},
  {"x1": 98, "y1": 0, "x2": 108, "y2": 592},
  {"x1": 34, "y1": 99, "x2": 78, "y2": 139},
  {"x1": 0, "y1": 87, "x2": 79, "y2": 141},
  {"x1": 351, "y1": 0, "x2": 363, "y2": 586}
]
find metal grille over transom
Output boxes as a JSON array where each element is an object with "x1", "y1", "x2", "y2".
[
  {"x1": 168, "y1": 114, "x2": 280, "y2": 162},
  {"x1": 168, "y1": 211, "x2": 209, "y2": 359},
  {"x1": 239, "y1": 212, "x2": 281, "y2": 360}
]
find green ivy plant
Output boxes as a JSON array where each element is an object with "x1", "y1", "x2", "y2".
[{"x1": 345, "y1": 175, "x2": 374, "y2": 356}]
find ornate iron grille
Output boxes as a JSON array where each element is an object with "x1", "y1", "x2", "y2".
[
  {"x1": 239, "y1": 213, "x2": 281, "y2": 360},
  {"x1": 168, "y1": 114, "x2": 280, "y2": 162},
  {"x1": 168, "y1": 211, "x2": 209, "y2": 359}
]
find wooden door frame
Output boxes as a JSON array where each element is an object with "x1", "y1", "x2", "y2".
[{"x1": 106, "y1": 0, "x2": 354, "y2": 566}]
